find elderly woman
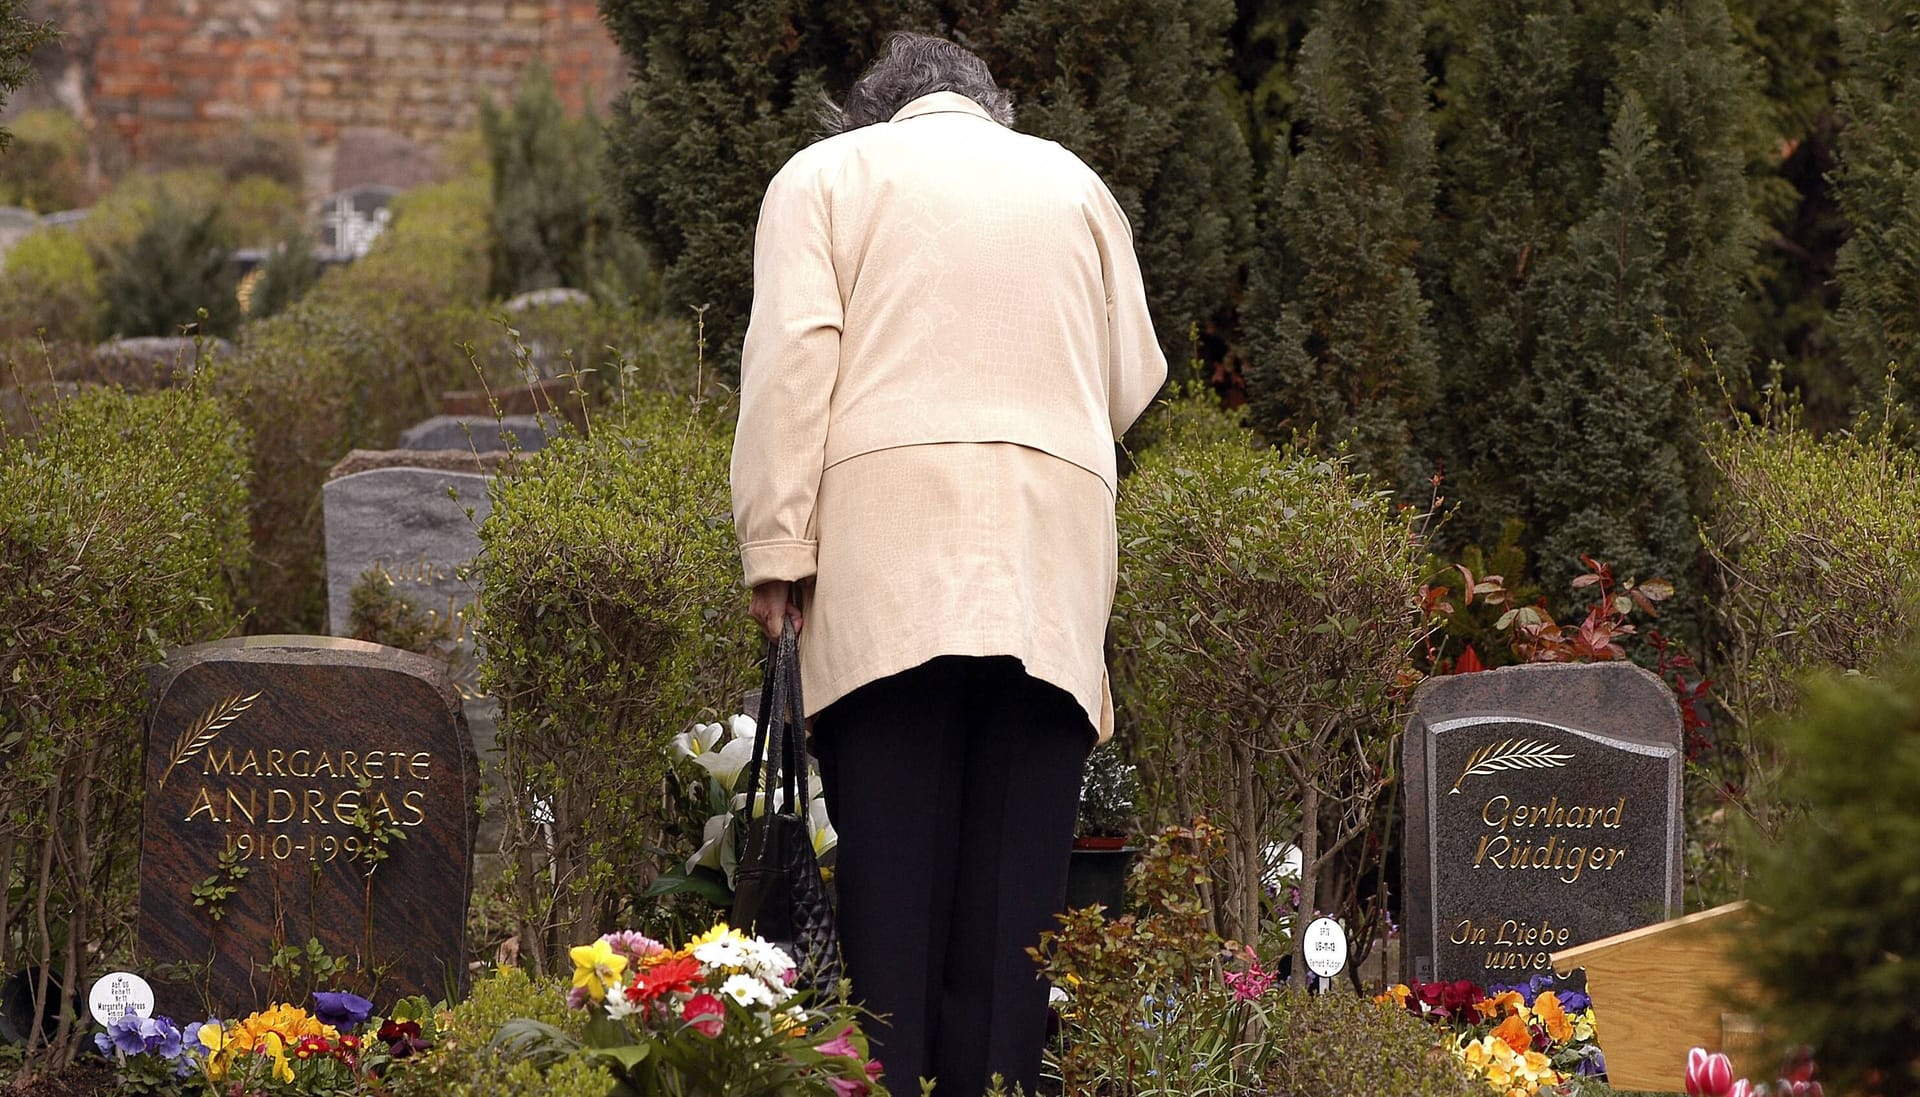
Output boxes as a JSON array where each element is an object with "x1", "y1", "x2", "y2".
[{"x1": 730, "y1": 31, "x2": 1166, "y2": 1095}]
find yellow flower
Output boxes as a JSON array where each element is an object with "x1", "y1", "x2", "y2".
[
  {"x1": 685, "y1": 922, "x2": 746, "y2": 950},
  {"x1": 197, "y1": 1021, "x2": 232, "y2": 1079},
  {"x1": 1571, "y1": 1010, "x2": 1597, "y2": 1042},
  {"x1": 261, "y1": 1031, "x2": 294, "y2": 1084},
  {"x1": 570, "y1": 938, "x2": 629, "y2": 1003},
  {"x1": 1532, "y1": 991, "x2": 1573, "y2": 1044},
  {"x1": 229, "y1": 1003, "x2": 336, "y2": 1051},
  {"x1": 1376, "y1": 983, "x2": 1413, "y2": 1008}
]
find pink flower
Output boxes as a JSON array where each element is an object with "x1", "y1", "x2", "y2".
[
  {"x1": 1687, "y1": 1049, "x2": 1735, "y2": 1097},
  {"x1": 815, "y1": 1027, "x2": 862, "y2": 1060},
  {"x1": 681, "y1": 993, "x2": 724, "y2": 1038},
  {"x1": 1730, "y1": 1081, "x2": 1752, "y2": 1097},
  {"x1": 829, "y1": 1078, "x2": 871, "y2": 1097},
  {"x1": 601, "y1": 930, "x2": 667, "y2": 967},
  {"x1": 1222, "y1": 946, "x2": 1277, "y2": 1000}
]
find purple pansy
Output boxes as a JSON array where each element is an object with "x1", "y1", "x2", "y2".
[
  {"x1": 107, "y1": 1011, "x2": 148, "y2": 1055},
  {"x1": 312, "y1": 990, "x2": 374, "y2": 1029}
]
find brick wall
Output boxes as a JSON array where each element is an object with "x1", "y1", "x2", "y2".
[{"x1": 30, "y1": 0, "x2": 626, "y2": 189}]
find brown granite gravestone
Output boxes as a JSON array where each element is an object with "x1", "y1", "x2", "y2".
[
  {"x1": 136, "y1": 637, "x2": 478, "y2": 1017},
  {"x1": 1402, "y1": 662, "x2": 1683, "y2": 987}
]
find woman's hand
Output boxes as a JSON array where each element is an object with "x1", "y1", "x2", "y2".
[{"x1": 749, "y1": 580, "x2": 805, "y2": 640}]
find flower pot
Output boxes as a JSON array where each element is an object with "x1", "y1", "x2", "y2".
[{"x1": 1065, "y1": 845, "x2": 1135, "y2": 913}]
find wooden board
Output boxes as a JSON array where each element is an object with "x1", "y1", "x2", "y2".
[{"x1": 1551, "y1": 902, "x2": 1765, "y2": 1091}]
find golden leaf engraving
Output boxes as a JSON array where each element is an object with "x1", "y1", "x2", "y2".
[
  {"x1": 1448, "y1": 737, "x2": 1575, "y2": 794},
  {"x1": 158, "y1": 691, "x2": 261, "y2": 791}
]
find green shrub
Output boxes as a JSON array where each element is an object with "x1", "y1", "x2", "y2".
[
  {"x1": 0, "y1": 384, "x2": 250, "y2": 1069},
  {"x1": 99, "y1": 188, "x2": 242, "y2": 339},
  {"x1": 483, "y1": 67, "x2": 649, "y2": 302},
  {"x1": 1264, "y1": 992, "x2": 1486, "y2": 1097},
  {"x1": 475, "y1": 394, "x2": 754, "y2": 972},
  {"x1": 1701, "y1": 399, "x2": 1920, "y2": 728},
  {"x1": 1114, "y1": 390, "x2": 1427, "y2": 963},
  {"x1": 1738, "y1": 654, "x2": 1920, "y2": 1097},
  {"x1": 0, "y1": 228, "x2": 101, "y2": 342},
  {"x1": 0, "y1": 108, "x2": 90, "y2": 211},
  {"x1": 389, "y1": 967, "x2": 611, "y2": 1097}
]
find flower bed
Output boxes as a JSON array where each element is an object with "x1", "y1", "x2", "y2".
[{"x1": 1375, "y1": 975, "x2": 1605, "y2": 1095}]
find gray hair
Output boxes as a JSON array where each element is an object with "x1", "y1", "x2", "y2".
[{"x1": 821, "y1": 32, "x2": 1015, "y2": 135}]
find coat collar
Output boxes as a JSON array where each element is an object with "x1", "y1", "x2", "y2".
[{"x1": 889, "y1": 91, "x2": 996, "y2": 124}]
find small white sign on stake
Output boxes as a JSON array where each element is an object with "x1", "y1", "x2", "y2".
[
  {"x1": 1303, "y1": 916, "x2": 1348, "y2": 982},
  {"x1": 87, "y1": 971, "x2": 155, "y2": 1027}
]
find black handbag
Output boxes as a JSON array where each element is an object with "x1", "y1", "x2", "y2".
[{"x1": 730, "y1": 619, "x2": 845, "y2": 995}]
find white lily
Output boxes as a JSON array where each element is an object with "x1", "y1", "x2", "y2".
[
  {"x1": 687, "y1": 811, "x2": 740, "y2": 884},
  {"x1": 726, "y1": 713, "x2": 756, "y2": 742},
  {"x1": 692, "y1": 736, "x2": 756, "y2": 788},
  {"x1": 808, "y1": 795, "x2": 838, "y2": 858},
  {"x1": 672, "y1": 721, "x2": 726, "y2": 761}
]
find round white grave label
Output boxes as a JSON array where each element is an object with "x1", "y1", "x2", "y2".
[
  {"x1": 1303, "y1": 917, "x2": 1348, "y2": 979},
  {"x1": 87, "y1": 971, "x2": 155, "y2": 1027}
]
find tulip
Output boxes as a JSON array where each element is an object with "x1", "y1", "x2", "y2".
[{"x1": 1687, "y1": 1048, "x2": 1735, "y2": 1097}]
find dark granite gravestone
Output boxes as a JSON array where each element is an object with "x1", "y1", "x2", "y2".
[
  {"x1": 136, "y1": 637, "x2": 478, "y2": 1016},
  {"x1": 1402, "y1": 662, "x2": 1683, "y2": 987},
  {"x1": 398, "y1": 414, "x2": 556, "y2": 454}
]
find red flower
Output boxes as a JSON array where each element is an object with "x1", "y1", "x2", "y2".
[
  {"x1": 681, "y1": 993, "x2": 724, "y2": 1038},
  {"x1": 629, "y1": 956, "x2": 704, "y2": 1004}
]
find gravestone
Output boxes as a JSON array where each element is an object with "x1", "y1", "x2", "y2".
[
  {"x1": 315, "y1": 184, "x2": 399, "y2": 263},
  {"x1": 398, "y1": 414, "x2": 556, "y2": 454},
  {"x1": 502, "y1": 287, "x2": 591, "y2": 312},
  {"x1": 1402, "y1": 662, "x2": 1683, "y2": 987},
  {"x1": 322, "y1": 451, "x2": 502, "y2": 698},
  {"x1": 136, "y1": 637, "x2": 478, "y2": 1016}
]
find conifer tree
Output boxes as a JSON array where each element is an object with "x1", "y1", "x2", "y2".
[
  {"x1": 1424, "y1": 0, "x2": 1615, "y2": 542},
  {"x1": 0, "y1": 0, "x2": 53, "y2": 152},
  {"x1": 1524, "y1": 95, "x2": 1698, "y2": 594},
  {"x1": 1242, "y1": 0, "x2": 1436, "y2": 493},
  {"x1": 1616, "y1": 0, "x2": 1761, "y2": 369},
  {"x1": 598, "y1": 0, "x2": 1252, "y2": 372},
  {"x1": 1832, "y1": 0, "x2": 1920, "y2": 417}
]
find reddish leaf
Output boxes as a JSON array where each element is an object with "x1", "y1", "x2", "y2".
[{"x1": 1454, "y1": 645, "x2": 1485, "y2": 674}]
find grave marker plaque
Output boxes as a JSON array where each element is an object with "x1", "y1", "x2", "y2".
[
  {"x1": 137, "y1": 637, "x2": 478, "y2": 1017},
  {"x1": 1402, "y1": 662, "x2": 1682, "y2": 987}
]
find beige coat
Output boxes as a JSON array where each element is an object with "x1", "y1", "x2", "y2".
[{"x1": 730, "y1": 91, "x2": 1167, "y2": 739}]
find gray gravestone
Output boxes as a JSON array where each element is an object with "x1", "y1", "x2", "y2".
[
  {"x1": 398, "y1": 414, "x2": 555, "y2": 454},
  {"x1": 137, "y1": 637, "x2": 478, "y2": 1016},
  {"x1": 322, "y1": 458, "x2": 491, "y2": 689},
  {"x1": 1402, "y1": 662, "x2": 1683, "y2": 987}
]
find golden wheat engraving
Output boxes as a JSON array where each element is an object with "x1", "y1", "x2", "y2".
[
  {"x1": 157, "y1": 691, "x2": 261, "y2": 791},
  {"x1": 1448, "y1": 737, "x2": 1575, "y2": 794}
]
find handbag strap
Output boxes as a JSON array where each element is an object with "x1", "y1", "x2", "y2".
[{"x1": 742, "y1": 619, "x2": 808, "y2": 817}]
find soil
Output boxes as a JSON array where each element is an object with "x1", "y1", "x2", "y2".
[{"x1": 3, "y1": 1058, "x2": 114, "y2": 1097}]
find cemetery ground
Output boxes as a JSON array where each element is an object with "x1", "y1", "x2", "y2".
[{"x1": 4, "y1": 16, "x2": 1920, "y2": 1097}]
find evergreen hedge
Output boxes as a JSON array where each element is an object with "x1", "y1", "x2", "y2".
[
  {"x1": 599, "y1": 0, "x2": 1252, "y2": 369},
  {"x1": 0, "y1": 384, "x2": 250, "y2": 1069},
  {"x1": 475, "y1": 394, "x2": 755, "y2": 973},
  {"x1": 1833, "y1": 0, "x2": 1920, "y2": 420}
]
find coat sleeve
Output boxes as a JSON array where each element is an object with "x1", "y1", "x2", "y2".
[
  {"x1": 1092, "y1": 181, "x2": 1169, "y2": 440},
  {"x1": 730, "y1": 155, "x2": 842, "y2": 588}
]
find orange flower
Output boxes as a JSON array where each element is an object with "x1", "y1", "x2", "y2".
[
  {"x1": 1475, "y1": 989, "x2": 1524, "y2": 1021},
  {"x1": 1375, "y1": 984, "x2": 1413, "y2": 1009},
  {"x1": 1492, "y1": 1012, "x2": 1534, "y2": 1055},
  {"x1": 1532, "y1": 991, "x2": 1572, "y2": 1043}
]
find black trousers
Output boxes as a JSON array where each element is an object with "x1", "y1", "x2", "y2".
[{"x1": 814, "y1": 655, "x2": 1092, "y2": 1097}]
